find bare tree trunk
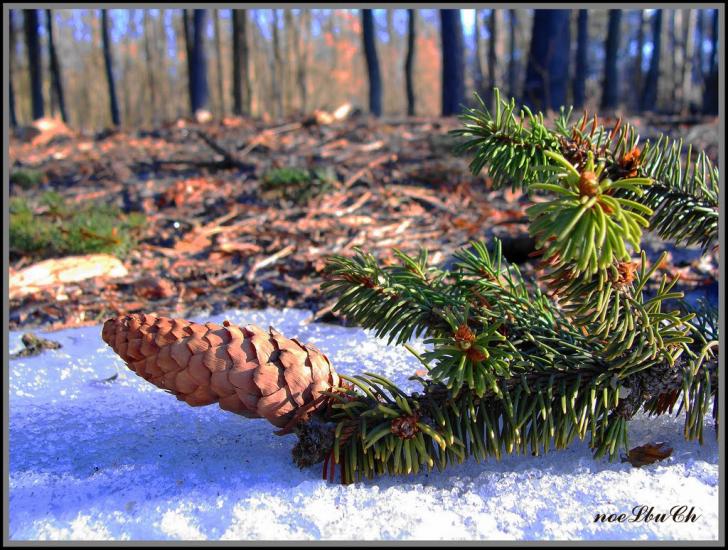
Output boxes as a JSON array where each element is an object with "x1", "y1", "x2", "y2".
[
  {"x1": 242, "y1": 10, "x2": 252, "y2": 115},
  {"x1": 296, "y1": 9, "x2": 310, "y2": 113},
  {"x1": 601, "y1": 9, "x2": 621, "y2": 111},
  {"x1": 473, "y1": 10, "x2": 484, "y2": 98},
  {"x1": 156, "y1": 9, "x2": 172, "y2": 123},
  {"x1": 46, "y1": 9, "x2": 68, "y2": 123},
  {"x1": 124, "y1": 10, "x2": 139, "y2": 127},
  {"x1": 404, "y1": 9, "x2": 416, "y2": 116},
  {"x1": 183, "y1": 9, "x2": 195, "y2": 114},
  {"x1": 486, "y1": 9, "x2": 498, "y2": 107},
  {"x1": 508, "y1": 10, "x2": 517, "y2": 100},
  {"x1": 361, "y1": 9, "x2": 382, "y2": 117},
  {"x1": 143, "y1": 10, "x2": 158, "y2": 126},
  {"x1": 386, "y1": 9, "x2": 396, "y2": 113},
  {"x1": 640, "y1": 9, "x2": 662, "y2": 112},
  {"x1": 101, "y1": 9, "x2": 120, "y2": 126},
  {"x1": 213, "y1": 9, "x2": 225, "y2": 116},
  {"x1": 9, "y1": 9, "x2": 18, "y2": 127},
  {"x1": 573, "y1": 10, "x2": 588, "y2": 109},
  {"x1": 284, "y1": 9, "x2": 296, "y2": 114},
  {"x1": 190, "y1": 9, "x2": 209, "y2": 115},
  {"x1": 232, "y1": 10, "x2": 242, "y2": 115},
  {"x1": 694, "y1": 9, "x2": 704, "y2": 93},
  {"x1": 24, "y1": 9, "x2": 44, "y2": 120},
  {"x1": 232, "y1": 9, "x2": 252, "y2": 116},
  {"x1": 173, "y1": 11, "x2": 188, "y2": 120},
  {"x1": 702, "y1": 9, "x2": 718, "y2": 114},
  {"x1": 680, "y1": 9, "x2": 695, "y2": 114},
  {"x1": 271, "y1": 9, "x2": 283, "y2": 118},
  {"x1": 524, "y1": 10, "x2": 571, "y2": 112},
  {"x1": 669, "y1": 10, "x2": 679, "y2": 110},
  {"x1": 635, "y1": 10, "x2": 645, "y2": 110},
  {"x1": 440, "y1": 9, "x2": 465, "y2": 116}
]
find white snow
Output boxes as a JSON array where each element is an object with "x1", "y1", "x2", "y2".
[{"x1": 8, "y1": 308, "x2": 719, "y2": 541}]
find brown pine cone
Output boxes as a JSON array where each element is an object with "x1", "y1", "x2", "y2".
[{"x1": 102, "y1": 313, "x2": 340, "y2": 428}]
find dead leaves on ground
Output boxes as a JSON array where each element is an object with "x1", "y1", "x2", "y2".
[{"x1": 8, "y1": 113, "x2": 720, "y2": 331}]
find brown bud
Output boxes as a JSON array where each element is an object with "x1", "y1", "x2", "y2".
[
  {"x1": 453, "y1": 325, "x2": 475, "y2": 349},
  {"x1": 578, "y1": 171, "x2": 600, "y2": 197},
  {"x1": 611, "y1": 261, "x2": 637, "y2": 289},
  {"x1": 390, "y1": 414, "x2": 420, "y2": 440}
]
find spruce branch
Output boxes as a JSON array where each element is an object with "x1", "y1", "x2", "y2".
[
  {"x1": 628, "y1": 136, "x2": 719, "y2": 250},
  {"x1": 452, "y1": 89, "x2": 565, "y2": 189},
  {"x1": 456, "y1": 89, "x2": 720, "y2": 250},
  {"x1": 321, "y1": 248, "x2": 461, "y2": 345},
  {"x1": 102, "y1": 88, "x2": 719, "y2": 485}
]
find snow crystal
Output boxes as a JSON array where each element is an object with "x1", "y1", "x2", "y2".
[{"x1": 8, "y1": 308, "x2": 719, "y2": 541}]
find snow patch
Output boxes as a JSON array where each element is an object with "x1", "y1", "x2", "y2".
[{"x1": 9, "y1": 308, "x2": 719, "y2": 541}]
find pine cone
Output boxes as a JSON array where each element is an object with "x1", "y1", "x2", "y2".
[{"x1": 102, "y1": 313, "x2": 340, "y2": 428}]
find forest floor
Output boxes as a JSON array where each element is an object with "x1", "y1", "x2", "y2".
[{"x1": 8, "y1": 111, "x2": 720, "y2": 332}]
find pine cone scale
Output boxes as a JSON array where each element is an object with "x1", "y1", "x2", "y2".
[{"x1": 102, "y1": 314, "x2": 340, "y2": 428}]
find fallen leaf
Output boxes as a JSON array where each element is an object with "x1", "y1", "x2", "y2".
[
  {"x1": 624, "y1": 442, "x2": 673, "y2": 467},
  {"x1": 10, "y1": 255, "x2": 128, "y2": 300}
]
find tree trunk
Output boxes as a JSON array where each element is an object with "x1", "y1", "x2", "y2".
[
  {"x1": 635, "y1": 10, "x2": 645, "y2": 110},
  {"x1": 386, "y1": 9, "x2": 396, "y2": 113},
  {"x1": 143, "y1": 10, "x2": 158, "y2": 125},
  {"x1": 440, "y1": 9, "x2": 465, "y2": 116},
  {"x1": 601, "y1": 9, "x2": 621, "y2": 111},
  {"x1": 486, "y1": 10, "x2": 497, "y2": 108},
  {"x1": 156, "y1": 9, "x2": 172, "y2": 123},
  {"x1": 213, "y1": 9, "x2": 225, "y2": 116},
  {"x1": 101, "y1": 9, "x2": 120, "y2": 126},
  {"x1": 284, "y1": 9, "x2": 296, "y2": 114},
  {"x1": 680, "y1": 9, "x2": 695, "y2": 114},
  {"x1": 10, "y1": 72, "x2": 18, "y2": 128},
  {"x1": 24, "y1": 9, "x2": 44, "y2": 120},
  {"x1": 271, "y1": 9, "x2": 283, "y2": 118},
  {"x1": 182, "y1": 10, "x2": 194, "y2": 114},
  {"x1": 523, "y1": 9, "x2": 571, "y2": 112},
  {"x1": 640, "y1": 9, "x2": 662, "y2": 112},
  {"x1": 669, "y1": 10, "x2": 679, "y2": 109},
  {"x1": 473, "y1": 10, "x2": 484, "y2": 98},
  {"x1": 508, "y1": 10, "x2": 517, "y2": 100},
  {"x1": 121, "y1": 10, "x2": 135, "y2": 127},
  {"x1": 361, "y1": 9, "x2": 382, "y2": 117},
  {"x1": 242, "y1": 10, "x2": 252, "y2": 115},
  {"x1": 45, "y1": 9, "x2": 68, "y2": 123},
  {"x1": 572, "y1": 10, "x2": 588, "y2": 109},
  {"x1": 231, "y1": 9, "x2": 251, "y2": 116},
  {"x1": 296, "y1": 9, "x2": 310, "y2": 113},
  {"x1": 189, "y1": 9, "x2": 209, "y2": 115},
  {"x1": 404, "y1": 9, "x2": 416, "y2": 116},
  {"x1": 9, "y1": 9, "x2": 18, "y2": 127},
  {"x1": 694, "y1": 9, "x2": 704, "y2": 92},
  {"x1": 232, "y1": 10, "x2": 242, "y2": 115},
  {"x1": 702, "y1": 9, "x2": 718, "y2": 114}
]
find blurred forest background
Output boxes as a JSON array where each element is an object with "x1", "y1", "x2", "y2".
[{"x1": 8, "y1": 7, "x2": 721, "y2": 132}]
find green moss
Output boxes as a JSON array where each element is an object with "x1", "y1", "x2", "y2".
[
  {"x1": 261, "y1": 166, "x2": 336, "y2": 204},
  {"x1": 10, "y1": 192, "x2": 145, "y2": 260},
  {"x1": 10, "y1": 168, "x2": 46, "y2": 189}
]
